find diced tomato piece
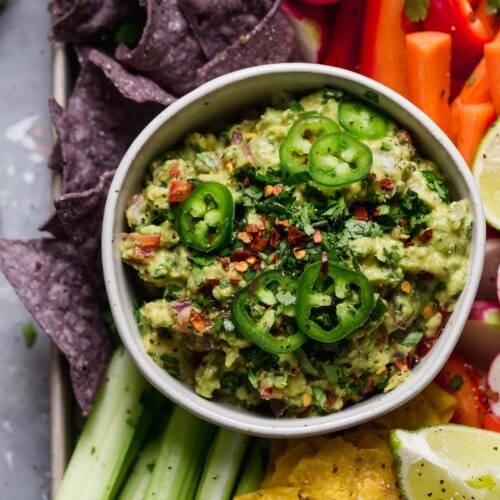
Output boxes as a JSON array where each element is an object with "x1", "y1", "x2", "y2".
[
  {"x1": 436, "y1": 353, "x2": 489, "y2": 427},
  {"x1": 269, "y1": 229, "x2": 281, "y2": 249},
  {"x1": 128, "y1": 233, "x2": 161, "y2": 248},
  {"x1": 379, "y1": 177, "x2": 395, "y2": 191},
  {"x1": 168, "y1": 180, "x2": 194, "y2": 202}
]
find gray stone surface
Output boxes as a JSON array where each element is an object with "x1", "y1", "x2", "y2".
[{"x1": 0, "y1": 0, "x2": 53, "y2": 498}]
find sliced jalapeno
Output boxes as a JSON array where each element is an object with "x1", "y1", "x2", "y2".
[
  {"x1": 231, "y1": 271, "x2": 306, "y2": 355},
  {"x1": 309, "y1": 132, "x2": 373, "y2": 187},
  {"x1": 295, "y1": 258, "x2": 374, "y2": 343},
  {"x1": 176, "y1": 181, "x2": 234, "y2": 252},
  {"x1": 338, "y1": 98, "x2": 388, "y2": 139},
  {"x1": 279, "y1": 114, "x2": 339, "y2": 176}
]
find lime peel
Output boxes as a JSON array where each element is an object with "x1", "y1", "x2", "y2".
[
  {"x1": 391, "y1": 424, "x2": 500, "y2": 499},
  {"x1": 473, "y1": 118, "x2": 500, "y2": 230}
]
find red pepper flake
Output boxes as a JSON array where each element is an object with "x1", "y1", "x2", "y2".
[
  {"x1": 269, "y1": 228, "x2": 280, "y2": 248},
  {"x1": 231, "y1": 250, "x2": 255, "y2": 262},
  {"x1": 217, "y1": 257, "x2": 230, "y2": 271},
  {"x1": 380, "y1": 178, "x2": 395, "y2": 191},
  {"x1": 168, "y1": 163, "x2": 180, "y2": 177},
  {"x1": 243, "y1": 176, "x2": 251, "y2": 187},
  {"x1": 419, "y1": 228, "x2": 433, "y2": 243},
  {"x1": 271, "y1": 253, "x2": 279, "y2": 264},
  {"x1": 229, "y1": 276, "x2": 242, "y2": 283},
  {"x1": 199, "y1": 279, "x2": 220, "y2": 294},
  {"x1": 325, "y1": 390, "x2": 336, "y2": 406},
  {"x1": 287, "y1": 226, "x2": 306, "y2": 249},
  {"x1": 363, "y1": 379, "x2": 375, "y2": 394},
  {"x1": 354, "y1": 205, "x2": 369, "y2": 221},
  {"x1": 273, "y1": 186, "x2": 284, "y2": 196},
  {"x1": 250, "y1": 236, "x2": 268, "y2": 252},
  {"x1": 246, "y1": 224, "x2": 263, "y2": 234},
  {"x1": 189, "y1": 309, "x2": 206, "y2": 334},
  {"x1": 404, "y1": 240, "x2": 415, "y2": 247}
]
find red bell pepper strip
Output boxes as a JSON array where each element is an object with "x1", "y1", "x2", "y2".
[
  {"x1": 359, "y1": 0, "x2": 418, "y2": 97},
  {"x1": 483, "y1": 412, "x2": 500, "y2": 432},
  {"x1": 423, "y1": 0, "x2": 492, "y2": 81},
  {"x1": 323, "y1": 0, "x2": 366, "y2": 70},
  {"x1": 436, "y1": 353, "x2": 489, "y2": 428}
]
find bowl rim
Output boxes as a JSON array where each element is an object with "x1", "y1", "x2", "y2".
[{"x1": 102, "y1": 63, "x2": 485, "y2": 437}]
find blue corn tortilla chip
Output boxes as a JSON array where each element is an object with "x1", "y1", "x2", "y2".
[
  {"x1": 0, "y1": 239, "x2": 113, "y2": 415},
  {"x1": 194, "y1": 2, "x2": 299, "y2": 86},
  {"x1": 53, "y1": 170, "x2": 115, "y2": 290},
  {"x1": 178, "y1": 0, "x2": 274, "y2": 60},
  {"x1": 51, "y1": 49, "x2": 174, "y2": 194},
  {"x1": 49, "y1": 0, "x2": 134, "y2": 43},
  {"x1": 115, "y1": 0, "x2": 207, "y2": 96}
]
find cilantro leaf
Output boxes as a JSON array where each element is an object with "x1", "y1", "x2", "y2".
[
  {"x1": 22, "y1": 323, "x2": 37, "y2": 348},
  {"x1": 322, "y1": 196, "x2": 346, "y2": 221},
  {"x1": 289, "y1": 100, "x2": 304, "y2": 112},
  {"x1": 404, "y1": 0, "x2": 430, "y2": 22},
  {"x1": 422, "y1": 170, "x2": 450, "y2": 202},
  {"x1": 401, "y1": 331, "x2": 424, "y2": 346},
  {"x1": 343, "y1": 219, "x2": 383, "y2": 239}
]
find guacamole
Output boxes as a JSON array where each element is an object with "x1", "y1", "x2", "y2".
[{"x1": 121, "y1": 88, "x2": 471, "y2": 417}]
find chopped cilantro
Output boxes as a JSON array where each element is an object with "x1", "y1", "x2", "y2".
[
  {"x1": 160, "y1": 353, "x2": 180, "y2": 377},
  {"x1": 322, "y1": 196, "x2": 346, "y2": 221},
  {"x1": 449, "y1": 374, "x2": 464, "y2": 392},
  {"x1": 289, "y1": 100, "x2": 304, "y2": 112},
  {"x1": 422, "y1": 170, "x2": 450, "y2": 202},
  {"x1": 189, "y1": 255, "x2": 216, "y2": 266},
  {"x1": 404, "y1": 0, "x2": 430, "y2": 22},
  {"x1": 323, "y1": 364, "x2": 344, "y2": 385},
  {"x1": 312, "y1": 387, "x2": 327, "y2": 407},
  {"x1": 343, "y1": 219, "x2": 383, "y2": 239},
  {"x1": 192, "y1": 266, "x2": 204, "y2": 286},
  {"x1": 401, "y1": 331, "x2": 424, "y2": 346},
  {"x1": 400, "y1": 190, "x2": 430, "y2": 233},
  {"x1": 22, "y1": 323, "x2": 37, "y2": 348}
]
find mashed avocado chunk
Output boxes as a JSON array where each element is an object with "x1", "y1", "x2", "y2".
[{"x1": 121, "y1": 89, "x2": 471, "y2": 417}]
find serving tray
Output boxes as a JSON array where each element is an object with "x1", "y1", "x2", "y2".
[{"x1": 48, "y1": 38, "x2": 500, "y2": 500}]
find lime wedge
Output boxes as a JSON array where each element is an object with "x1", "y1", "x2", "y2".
[
  {"x1": 391, "y1": 424, "x2": 500, "y2": 499},
  {"x1": 473, "y1": 118, "x2": 500, "y2": 230}
]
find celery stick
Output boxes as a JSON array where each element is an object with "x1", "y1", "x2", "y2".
[
  {"x1": 110, "y1": 391, "x2": 170, "y2": 499},
  {"x1": 56, "y1": 347, "x2": 150, "y2": 500},
  {"x1": 144, "y1": 407, "x2": 216, "y2": 500},
  {"x1": 233, "y1": 438, "x2": 270, "y2": 496},
  {"x1": 195, "y1": 428, "x2": 250, "y2": 500},
  {"x1": 118, "y1": 439, "x2": 161, "y2": 500}
]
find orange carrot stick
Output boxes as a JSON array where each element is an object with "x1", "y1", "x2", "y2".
[
  {"x1": 475, "y1": 0, "x2": 499, "y2": 40},
  {"x1": 406, "y1": 32, "x2": 452, "y2": 133},
  {"x1": 449, "y1": 97, "x2": 464, "y2": 144},
  {"x1": 458, "y1": 30, "x2": 500, "y2": 104},
  {"x1": 456, "y1": 101, "x2": 496, "y2": 165},
  {"x1": 484, "y1": 42, "x2": 500, "y2": 114},
  {"x1": 359, "y1": 0, "x2": 416, "y2": 97}
]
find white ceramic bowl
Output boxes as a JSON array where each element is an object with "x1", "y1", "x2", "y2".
[{"x1": 102, "y1": 63, "x2": 485, "y2": 438}]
